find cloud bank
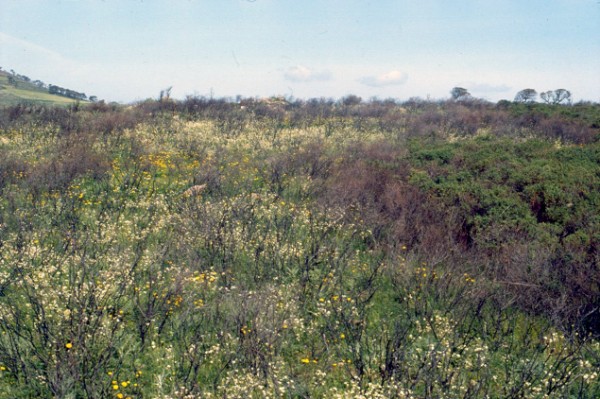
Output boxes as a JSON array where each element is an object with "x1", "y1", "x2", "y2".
[
  {"x1": 284, "y1": 65, "x2": 332, "y2": 82},
  {"x1": 359, "y1": 70, "x2": 408, "y2": 87}
]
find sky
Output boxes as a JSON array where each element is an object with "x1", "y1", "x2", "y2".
[{"x1": 1, "y1": 0, "x2": 599, "y2": 103}]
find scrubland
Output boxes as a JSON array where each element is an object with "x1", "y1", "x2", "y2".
[{"x1": 0, "y1": 98, "x2": 598, "y2": 398}]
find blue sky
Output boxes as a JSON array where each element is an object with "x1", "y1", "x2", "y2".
[{"x1": 1, "y1": 0, "x2": 598, "y2": 103}]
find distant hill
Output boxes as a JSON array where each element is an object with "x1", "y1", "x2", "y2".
[{"x1": 0, "y1": 69, "x2": 93, "y2": 106}]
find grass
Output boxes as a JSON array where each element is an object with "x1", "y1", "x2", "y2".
[
  {"x1": 0, "y1": 99, "x2": 598, "y2": 398},
  {"x1": 0, "y1": 73, "x2": 80, "y2": 106},
  {"x1": 0, "y1": 86, "x2": 78, "y2": 105}
]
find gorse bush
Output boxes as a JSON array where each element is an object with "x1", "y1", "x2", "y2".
[{"x1": 0, "y1": 98, "x2": 598, "y2": 398}]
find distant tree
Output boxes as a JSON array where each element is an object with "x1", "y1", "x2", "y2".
[
  {"x1": 48, "y1": 84, "x2": 86, "y2": 100},
  {"x1": 496, "y1": 99, "x2": 512, "y2": 109},
  {"x1": 159, "y1": 86, "x2": 173, "y2": 102},
  {"x1": 341, "y1": 94, "x2": 362, "y2": 106},
  {"x1": 540, "y1": 89, "x2": 571, "y2": 105},
  {"x1": 450, "y1": 87, "x2": 470, "y2": 100},
  {"x1": 89, "y1": 96, "x2": 98, "y2": 102},
  {"x1": 514, "y1": 89, "x2": 537, "y2": 103},
  {"x1": 554, "y1": 89, "x2": 571, "y2": 104},
  {"x1": 540, "y1": 91, "x2": 553, "y2": 104}
]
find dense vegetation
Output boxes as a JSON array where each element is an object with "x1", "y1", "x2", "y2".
[{"x1": 0, "y1": 97, "x2": 598, "y2": 398}]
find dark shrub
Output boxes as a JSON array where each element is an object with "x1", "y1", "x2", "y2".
[{"x1": 27, "y1": 138, "x2": 110, "y2": 195}]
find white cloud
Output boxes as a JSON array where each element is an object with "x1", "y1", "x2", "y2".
[
  {"x1": 359, "y1": 70, "x2": 408, "y2": 87},
  {"x1": 284, "y1": 65, "x2": 332, "y2": 82}
]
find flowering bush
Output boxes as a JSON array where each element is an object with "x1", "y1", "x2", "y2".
[{"x1": 0, "y1": 100, "x2": 597, "y2": 397}]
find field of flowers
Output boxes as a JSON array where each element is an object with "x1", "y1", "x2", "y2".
[{"x1": 0, "y1": 99, "x2": 598, "y2": 398}]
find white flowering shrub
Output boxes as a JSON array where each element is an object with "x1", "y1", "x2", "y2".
[{"x1": 0, "y1": 104, "x2": 597, "y2": 398}]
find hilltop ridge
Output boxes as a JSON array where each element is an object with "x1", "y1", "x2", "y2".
[{"x1": 0, "y1": 68, "x2": 96, "y2": 106}]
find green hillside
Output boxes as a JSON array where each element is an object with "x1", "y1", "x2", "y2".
[{"x1": 0, "y1": 70, "x2": 84, "y2": 106}]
